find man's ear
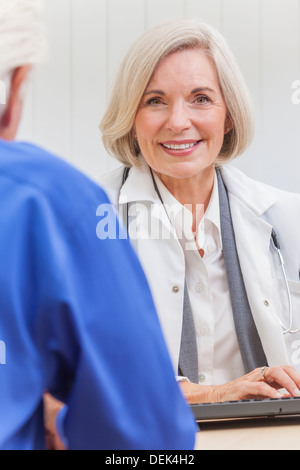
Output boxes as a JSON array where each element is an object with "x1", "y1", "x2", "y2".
[{"x1": 0, "y1": 65, "x2": 31, "y2": 140}]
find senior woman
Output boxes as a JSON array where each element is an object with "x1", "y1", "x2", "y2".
[{"x1": 100, "y1": 19, "x2": 300, "y2": 404}]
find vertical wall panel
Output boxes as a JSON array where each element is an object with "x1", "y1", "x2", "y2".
[
  {"x1": 34, "y1": 0, "x2": 71, "y2": 161},
  {"x1": 105, "y1": 0, "x2": 146, "y2": 172},
  {"x1": 260, "y1": 0, "x2": 300, "y2": 191},
  {"x1": 71, "y1": 0, "x2": 107, "y2": 179},
  {"x1": 107, "y1": 0, "x2": 145, "y2": 84},
  {"x1": 146, "y1": 0, "x2": 184, "y2": 28},
  {"x1": 185, "y1": 0, "x2": 222, "y2": 30},
  {"x1": 222, "y1": 0, "x2": 261, "y2": 100},
  {"x1": 222, "y1": 0, "x2": 261, "y2": 178}
]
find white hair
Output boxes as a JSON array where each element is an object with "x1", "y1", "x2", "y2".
[{"x1": 0, "y1": 0, "x2": 47, "y2": 79}]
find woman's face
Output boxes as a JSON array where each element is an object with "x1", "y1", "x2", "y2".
[{"x1": 134, "y1": 48, "x2": 230, "y2": 184}]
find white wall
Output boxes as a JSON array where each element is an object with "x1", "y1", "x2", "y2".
[{"x1": 18, "y1": 0, "x2": 300, "y2": 192}]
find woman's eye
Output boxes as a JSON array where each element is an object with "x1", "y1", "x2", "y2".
[
  {"x1": 195, "y1": 95, "x2": 210, "y2": 104},
  {"x1": 146, "y1": 97, "x2": 162, "y2": 106}
]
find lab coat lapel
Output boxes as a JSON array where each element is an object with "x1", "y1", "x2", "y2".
[
  {"x1": 119, "y1": 160, "x2": 177, "y2": 239},
  {"x1": 222, "y1": 167, "x2": 289, "y2": 366},
  {"x1": 119, "y1": 161, "x2": 184, "y2": 369}
]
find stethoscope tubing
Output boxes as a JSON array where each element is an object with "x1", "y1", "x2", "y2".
[{"x1": 271, "y1": 230, "x2": 300, "y2": 335}]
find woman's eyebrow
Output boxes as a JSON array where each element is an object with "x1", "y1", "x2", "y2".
[
  {"x1": 191, "y1": 87, "x2": 215, "y2": 94},
  {"x1": 143, "y1": 87, "x2": 216, "y2": 96},
  {"x1": 143, "y1": 89, "x2": 165, "y2": 96}
]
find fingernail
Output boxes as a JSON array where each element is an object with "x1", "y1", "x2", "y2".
[{"x1": 294, "y1": 388, "x2": 300, "y2": 397}]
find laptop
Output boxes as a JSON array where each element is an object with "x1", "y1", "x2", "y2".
[{"x1": 191, "y1": 396, "x2": 300, "y2": 422}]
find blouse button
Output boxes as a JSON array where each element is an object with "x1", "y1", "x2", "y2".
[
  {"x1": 198, "y1": 374, "x2": 206, "y2": 383},
  {"x1": 172, "y1": 285, "x2": 180, "y2": 294},
  {"x1": 200, "y1": 327, "x2": 209, "y2": 336},
  {"x1": 195, "y1": 283, "x2": 203, "y2": 293}
]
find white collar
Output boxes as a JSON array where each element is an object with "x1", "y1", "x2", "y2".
[
  {"x1": 118, "y1": 158, "x2": 278, "y2": 220},
  {"x1": 220, "y1": 164, "x2": 277, "y2": 216},
  {"x1": 119, "y1": 157, "x2": 160, "y2": 206},
  {"x1": 152, "y1": 170, "x2": 222, "y2": 249}
]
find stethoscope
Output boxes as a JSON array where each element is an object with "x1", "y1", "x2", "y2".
[
  {"x1": 121, "y1": 167, "x2": 300, "y2": 336},
  {"x1": 271, "y1": 229, "x2": 300, "y2": 335}
]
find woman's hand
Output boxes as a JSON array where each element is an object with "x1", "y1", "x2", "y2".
[{"x1": 179, "y1": 365, "x2": 300, "y2": 404}]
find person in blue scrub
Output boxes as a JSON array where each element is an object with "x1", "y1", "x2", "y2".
[{"x1": 0, "y1": 0, "x2": 196, "y2": 450}]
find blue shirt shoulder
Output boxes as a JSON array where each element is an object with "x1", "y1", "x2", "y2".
[
  {"x1": 0, "y1": 139, "x2": 196, "y2": 450},
  {"x1": 0, "y1": 139, "x2": 109, "y2": 218}
]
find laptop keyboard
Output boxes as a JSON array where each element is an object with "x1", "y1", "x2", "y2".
[{"x1": 191, "y1": 396, "x2": 300, "y2": 422}]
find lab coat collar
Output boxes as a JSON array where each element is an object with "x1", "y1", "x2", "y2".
[
  {"x1": 120, "y1": 160, "x2": 279, "y2": 217},
  {"x1": 220, "y1": 164, "x2": 278, "y2": 216},
  {"x1": 152, "y1": 170, "x2": 223, "y2": 250},
  {"x1": 119, "y1": 157, "x2": 177, "y2": 236},
  {"x1": 119, "y1": 157, "x2": 161, "y2": 206}
]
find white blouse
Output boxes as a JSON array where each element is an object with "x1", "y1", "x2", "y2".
[{"x1": 153, "y1": 171, "x2": 245, "y2": 385}]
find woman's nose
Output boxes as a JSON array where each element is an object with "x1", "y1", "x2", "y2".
[{"x1": 165, "y1": 102, "x2": 191, "y2": 133}]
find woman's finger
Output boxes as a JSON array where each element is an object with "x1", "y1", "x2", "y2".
[{"x1": 264, "y1": 366, "x2": 300, "y2": 397}]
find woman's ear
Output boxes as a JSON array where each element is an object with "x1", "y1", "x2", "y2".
[{"x1": 224, "y1": 115, "x2": 233, "y2": 134}]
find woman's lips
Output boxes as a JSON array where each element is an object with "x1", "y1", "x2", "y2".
[{"x1": 159, "y1": 140, "x2": 202, "y2": 156}]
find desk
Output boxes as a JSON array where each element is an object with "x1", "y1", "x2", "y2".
[{"x1": 195, "y1": 416, "x2": 300, "y2": 450}]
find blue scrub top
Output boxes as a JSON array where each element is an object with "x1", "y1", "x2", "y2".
[{"x1": 0, "y1": 139, "x2": 197, "y2": 450}]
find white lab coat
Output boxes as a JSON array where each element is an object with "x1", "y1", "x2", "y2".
[{"x1": 100, "y1": 159, "x2": 300, "y2": 374}]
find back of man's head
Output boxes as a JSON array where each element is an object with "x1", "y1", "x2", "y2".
[{"x1": 0, "y1": 0, "x2": 47, "y2": 109}]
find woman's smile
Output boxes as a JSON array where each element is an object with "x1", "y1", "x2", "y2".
[{"x1": 159, "y1": 139, "x2": 203, "y2": 156}]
